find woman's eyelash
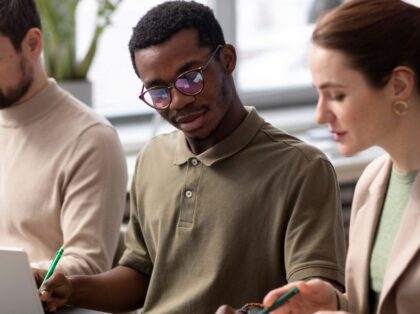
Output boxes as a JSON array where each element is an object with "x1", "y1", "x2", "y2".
[{"x1": 330, "y1": 94, "x2": 345, "y2": 101}]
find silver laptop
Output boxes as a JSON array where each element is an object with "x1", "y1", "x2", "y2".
[
  {"x1": 0, "y1": 247, "x2": 44, "y2": 314},
  {"x1": 0, "y1": 247, "x2": 114, "y2": 313}
]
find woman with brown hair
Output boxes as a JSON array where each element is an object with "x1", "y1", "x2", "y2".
[{"x1": 261, "y1": 0, "x2": 420, "y2": 313}]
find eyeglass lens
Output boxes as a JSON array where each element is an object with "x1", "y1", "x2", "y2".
[
  {"x1": 175, "y1": 71, "x2": 204, "y2": 94},
  {"x1": 144, "y1": 70, "x2": 204, "y2": 109},
  {"x1": 144, "y1": 88, "x2": 170, "y2": 109}
]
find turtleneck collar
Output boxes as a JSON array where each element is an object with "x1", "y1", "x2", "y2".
[{"x1": 0, "y1": 78, "x2": 64, "y2": 128}]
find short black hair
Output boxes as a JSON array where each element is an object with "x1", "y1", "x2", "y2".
[
  {"x1": 128, "y1": 1, "x2": 226, "y2": 76},
  {"x1": 0, "y1": 0, "x2": 42, "y2": 51}
]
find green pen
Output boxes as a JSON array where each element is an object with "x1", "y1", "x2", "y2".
[
  {"x1": 258, "y1": 287, "x2": 300, "y2": 314},
  {"x1": 39, "y1": 247, "x2": 64, "y2": 291}
]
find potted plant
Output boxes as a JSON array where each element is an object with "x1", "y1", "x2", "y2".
[{"x1": 35, "y1": 0, "x2": 123, "y2": 105}]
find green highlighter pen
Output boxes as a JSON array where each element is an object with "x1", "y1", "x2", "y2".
[
  {"x1": 258, "y1": 287, "x2": 300, "y2": 314},
  {"x1": 39, "y1": 247, "x2": 64, "y2": 291}
]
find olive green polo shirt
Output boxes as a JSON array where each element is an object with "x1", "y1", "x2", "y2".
[{"x1": 120, "y1": 107, "x2": 346, "y2": 314}]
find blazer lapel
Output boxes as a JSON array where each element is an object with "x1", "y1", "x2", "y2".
[
  {"x1": 379, "y1": 173, "x2": 420, "y2": 308},
  {"x1": 347, "y1": 159, "x2": 391, "y2": 313}
]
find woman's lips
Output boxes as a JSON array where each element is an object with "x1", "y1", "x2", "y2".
[{"x1": 332, "y1": 131, "x2": 347, "y2": 141}]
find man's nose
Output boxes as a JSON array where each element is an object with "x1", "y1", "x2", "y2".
[{"x1": 169, "y1": 88, "x2": 196, "y2": 110}]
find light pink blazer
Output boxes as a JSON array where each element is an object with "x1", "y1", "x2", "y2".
[{"x1": 343, "y1": 155, "x2": 420, "y2": 314}]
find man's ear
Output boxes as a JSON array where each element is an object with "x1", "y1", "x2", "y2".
[
  {"x1": 219, "y1": 44, "x2": 236, "y2": 74},
  {"x1": 390, "y1": 66, "x2": 415, "y2": 99},
  {"x1": 21, "y1": 27, "x2": 43, "y2": 59}
]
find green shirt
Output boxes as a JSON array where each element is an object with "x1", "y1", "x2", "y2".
[
  {"x1": 120, "y1": 107, "x2": 346, "y2": 314},
  {"x1": 369, "y1": 167, "x2": 417, "y2": 312}
]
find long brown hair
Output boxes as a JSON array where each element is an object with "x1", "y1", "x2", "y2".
[{"x1": 312, "y1": 0, "x2": 420, "y2": 89}]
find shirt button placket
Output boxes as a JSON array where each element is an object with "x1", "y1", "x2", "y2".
[
  {"x1": 185, "y1": 159, "x2": 198, "y2": 200},
  {"x1": 178, "y1": 158, "x2": 202, "y2": 228},
  {"x1": 185, "y1": 190, "x2": 193, "y2": 198}
]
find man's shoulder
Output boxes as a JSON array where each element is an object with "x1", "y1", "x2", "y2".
[
  {"x1": 258, "y1": 123, "x2": 329, "y2": 162},
  {"x1": 58, "y1": 93, "x2": 111, "y2": 128},
  {"x1": 140, "y1": 130, "x2": 179, "y2": 154},
  {"x1": 147, "y1": 130, "x2": 178, "y2": 144},
  {"x1": 45, "y1": 87, "x2": 120, "y2": 149}
]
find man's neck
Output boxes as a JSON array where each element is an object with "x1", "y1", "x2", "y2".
[
  {"x1": 15, "y1": 66, "x2": 49, "y2": 107},
  {"x1": 187, "y1": 100, "x2": 247, "y2": 155}
]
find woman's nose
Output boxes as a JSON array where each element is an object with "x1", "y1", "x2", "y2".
[{"x1": 315, "y1": 98, "x2": 334, "y2": 125}]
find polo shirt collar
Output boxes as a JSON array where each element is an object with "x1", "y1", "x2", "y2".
[{"x1": 174, "y1": 106, "x2": 264, "y2": 166}]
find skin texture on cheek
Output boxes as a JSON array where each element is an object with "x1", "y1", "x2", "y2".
[
  {"x1": 191, "y1": 74, "x2": 230, "y2": 140},
  {"x1": 0, "y1": 56, "x2": 33, "y2": 109}
]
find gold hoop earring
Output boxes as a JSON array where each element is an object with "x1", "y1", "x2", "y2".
[{"x1": 392, "y1": 100, "x2": 409, "y2": 116}]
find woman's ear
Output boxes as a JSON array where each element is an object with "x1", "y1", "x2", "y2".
[
  {"x1": 219, "y1": 44, "x2": 236, "y2": 74},
  {"x1": 390, "y1": 66, "x2": 415, "y2": 99}
]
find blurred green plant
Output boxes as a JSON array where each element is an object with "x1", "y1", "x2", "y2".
[{"x1": 35, "y1": 0, "x2": 123, "y2": 80}]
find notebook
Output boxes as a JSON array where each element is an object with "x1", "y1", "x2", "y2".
[{"x1": 0, "y1": 247, "x2": 44, "y2": 314}]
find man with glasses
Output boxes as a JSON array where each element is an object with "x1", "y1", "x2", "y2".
[{"x1": 40, "y1": 1, "x2": 346, "y2": 313}]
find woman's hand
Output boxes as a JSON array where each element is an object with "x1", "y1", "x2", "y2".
[{"x1": 262, "y1": 279, "x2": 338, "y2": 314}]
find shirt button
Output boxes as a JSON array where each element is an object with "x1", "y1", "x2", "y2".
[
  {"x1": 191, "y1": 158, "x2": 199, "y2": 166},
  {"x1": 185, "y1": 190, "x2": 193, "y2": 198}
]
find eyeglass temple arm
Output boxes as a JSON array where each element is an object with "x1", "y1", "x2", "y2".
[{"x1": 202, "y1": 44, "x2": 224, "y2": 69}]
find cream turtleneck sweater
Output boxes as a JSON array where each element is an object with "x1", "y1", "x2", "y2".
[{"x1": 0, "y1": 79, "x2": 127, "y2": 275}]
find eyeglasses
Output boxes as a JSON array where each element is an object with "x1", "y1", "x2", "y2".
[{"x1": 139, "y1": 45, "x2": 223, "y2": 109}]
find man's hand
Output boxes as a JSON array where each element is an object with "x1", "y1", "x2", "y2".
[
  {"x1": 32, "y1": 268, "x2": 47, "y2": 288},
  {"x1": 262, "y1": 279, "x2": 338, "y2": 314},
  {"x1": 39, "y1": 272, "x2": 72, "y2": 312}
]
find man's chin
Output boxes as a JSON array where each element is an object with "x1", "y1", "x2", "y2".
[
  {"x1": 185, "y1": 131, "x2": 209, "y2": 141},
  {"x1": 0, "y1": 57, "x2": 34, "y2": 109},
  {"x1": 0, "y1": 98, "x2": 17, "y2": 109},
  {"x1": 176, "y1": 123, "x2": 209, "y2": 140},
  {"x1": 0, "y1": 82, "x2": 32, "y2": 109},
  {"x1": 0, "y1": 95, "x2": 24, "y2": 109}
]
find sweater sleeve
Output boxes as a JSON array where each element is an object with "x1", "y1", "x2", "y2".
[{"x1": 32, "y1": 124, "x2": 127, "y2": 275}]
